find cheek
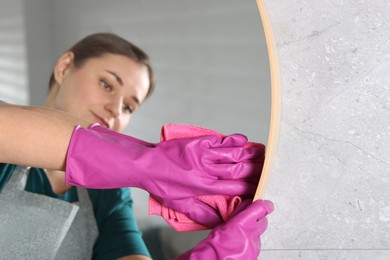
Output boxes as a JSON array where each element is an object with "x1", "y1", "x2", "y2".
[
  {"x1": 74, "y1": 77, "x2": 104, "y2": 104},
  {"x1": 57, "y1": 80, "x2": 101, "y2": 114},
  {"x1": 77, "y1": 78, "x2": 96, "y2": 96}
]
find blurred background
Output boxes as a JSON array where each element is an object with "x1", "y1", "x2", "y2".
[{"x1": 0, "y1": 0, "x2": 270, "y2": 256}]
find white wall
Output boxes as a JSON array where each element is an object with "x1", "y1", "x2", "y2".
[
  {"x1": 0, "y1": 0, "x2": 28, "y2": 104},
  {"x1": 23, "y1": 0, "x2": 54, "y2": 106}
]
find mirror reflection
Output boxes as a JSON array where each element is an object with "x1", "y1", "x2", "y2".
[{"x1": 1, "y1": 0, "x2": 270, "y2": 259}]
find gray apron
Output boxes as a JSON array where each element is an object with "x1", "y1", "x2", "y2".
[
  {"x1": 0, "y1": 166, "x2": 79, "y2": 260},
  {"x1": 54, "y1": 186, "x2": 99, "y2": 259}
]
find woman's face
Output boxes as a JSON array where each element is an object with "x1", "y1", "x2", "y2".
[{"x1": 48, "y1": 53, "x2": 150, "y2": 132}]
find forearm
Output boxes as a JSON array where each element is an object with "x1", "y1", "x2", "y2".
[{"x1": 0, "y1": 104, "x2": 90, "y2": 170}]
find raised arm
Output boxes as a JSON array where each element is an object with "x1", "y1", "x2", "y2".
[
  {"x1": 0, "y1": 103, "x2": 90, "y2": 170},
  {"x1": 1, "y1": 102, "x2": 265, "y2": 228}
]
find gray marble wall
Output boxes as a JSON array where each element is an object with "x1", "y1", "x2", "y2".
[{"x1": 261, "y1": 0, "x2": 390, "y2": 259}]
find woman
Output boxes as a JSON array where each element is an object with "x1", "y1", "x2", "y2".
[{"x1": 0, "y1": 33, "x2": 272, "y2": 259}]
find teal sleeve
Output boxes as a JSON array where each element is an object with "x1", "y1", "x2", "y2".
[
  {"x1": 0, "y1": 163, "x2": 16, "y2": 192},
  {"x1": 89, "y1": 188, "x2": 151, "y2": 260}
]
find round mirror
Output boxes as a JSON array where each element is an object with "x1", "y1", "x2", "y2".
[{"x1": 21, "y1": 0, "x2": 271, "y2": 258}]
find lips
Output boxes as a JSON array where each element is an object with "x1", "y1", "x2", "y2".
[{"x1": 91, "y1": 112, "x2": 109, "y2": 128}]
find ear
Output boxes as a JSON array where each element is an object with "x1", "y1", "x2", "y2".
[{"x1": 53, "y1": 51, "x2": 75, "y2": 86}]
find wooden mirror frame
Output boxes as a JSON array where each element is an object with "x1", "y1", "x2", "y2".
[{"x1": 254, "y1": 0, "x2": 281, "y2": 200}]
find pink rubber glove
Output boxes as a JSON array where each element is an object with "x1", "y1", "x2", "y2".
[
  {"x1": 175, "y1": 200, "x2": 274, "y2": 260},
  {"x1": 66, "y1": 125, "x2": 263, "y2": 226}
]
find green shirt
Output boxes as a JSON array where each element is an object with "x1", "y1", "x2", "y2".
[{"x1": 0, "y1": 163, "x2": 150, "y2": 260}]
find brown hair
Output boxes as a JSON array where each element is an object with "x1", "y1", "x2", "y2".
[{"x1": 48, "y1": 32, "x2": 155, "y2": 99}]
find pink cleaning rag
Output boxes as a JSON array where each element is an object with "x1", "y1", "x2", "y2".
[{"x1": 148, "y1": 123, "x2": 265, "y2": 232}]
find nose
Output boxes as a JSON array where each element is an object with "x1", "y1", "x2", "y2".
[{"x1": 105, "y1": 95, "x2": 123, "y2": 118}]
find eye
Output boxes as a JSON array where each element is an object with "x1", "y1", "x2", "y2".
[
  {"x1": 100, "y1": 80, "x2": 113, "y2": 92},
  {"x1": 122, "y1": 103, "x2": 134, "y2": 114}
]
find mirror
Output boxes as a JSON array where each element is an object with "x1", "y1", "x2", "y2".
[{"x1": 4, "y1": 0, "x2": 271, "y2": 258}]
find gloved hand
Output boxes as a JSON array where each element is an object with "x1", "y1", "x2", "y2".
[
  {"x1": 175, "y1": 200, "x2": 274, "y2": 260},
  {"x1": 66, "y1": 124, "x2": 264, "y2": 226}
]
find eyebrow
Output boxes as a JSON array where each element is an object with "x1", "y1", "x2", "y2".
[
  {"x1": 105, "y1": 70, "x2": 123, "y2": 86},
  {"x1": 104, "y1": 70, "x2": 141, "y2": 106}
]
